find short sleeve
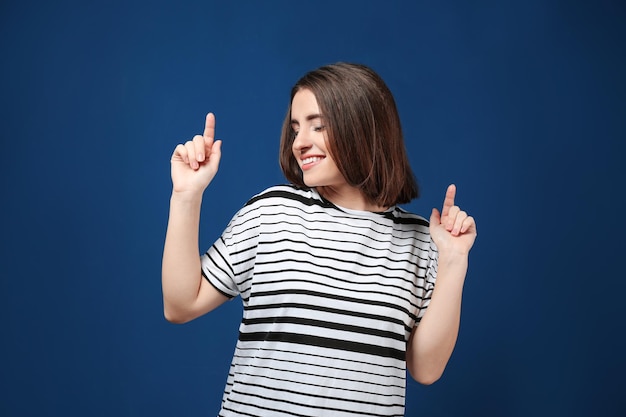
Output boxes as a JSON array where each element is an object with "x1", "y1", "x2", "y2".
[
  {"x1": 201, "y1": 198, "x2": 262, "y2": 300},
  {"x1": 202, "y1": 236, "x2": 238, "y2": 298},
  {"x1": 415, "y1": 235, "x2": 439, "y2": 322}
]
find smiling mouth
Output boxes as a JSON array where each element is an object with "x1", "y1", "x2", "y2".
[
  {"x1": 302, "y1": 156, "x2": 324, "y2": 165},
  {"x1": 301, "y1": 156, "x2": 325, "y2": 171}
]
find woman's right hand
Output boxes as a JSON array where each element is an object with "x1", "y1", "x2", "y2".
[{"x1": 170, "y1": 112, "x2": 222, "y2": 196}]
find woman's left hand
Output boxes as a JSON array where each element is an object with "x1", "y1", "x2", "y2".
[{"x1": 429, "y1": 184, "x2": 477, "y2": 256}]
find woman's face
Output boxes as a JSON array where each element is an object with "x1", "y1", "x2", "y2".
[{"x1": 290, "y1": 88, "x2": 347, "y2": 190}]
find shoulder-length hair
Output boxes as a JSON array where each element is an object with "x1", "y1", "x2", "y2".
[{"x1": 279, "y1": 62, "x2": 419, "y2": 207}]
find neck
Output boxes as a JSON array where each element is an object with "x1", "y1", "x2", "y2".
[{"x1": 317, "y1": 186, "x2": 388, "y2": 212}]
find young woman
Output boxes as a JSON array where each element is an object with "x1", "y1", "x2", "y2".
[{"x1": 162, "y1": 63, "x2": 477, "y2": 417}]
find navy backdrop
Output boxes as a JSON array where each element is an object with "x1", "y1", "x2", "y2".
[{"x1": 1, "y1": 1, "x2": 624, "y2": 416}]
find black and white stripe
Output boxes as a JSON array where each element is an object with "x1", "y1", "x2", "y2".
[{"x1": 202, "y1": 184, "x2": 438, "y2": 417}]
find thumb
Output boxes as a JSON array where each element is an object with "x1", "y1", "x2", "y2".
[
  {"x1": 207, "y1": 140, "x2": 222, "y2": 169},
  {"x1": 211, "y1": 139, "x2": 222, "y2": 155},
  {"x1": 429, "y1": 208, "x2": 441, "y2": 227}
]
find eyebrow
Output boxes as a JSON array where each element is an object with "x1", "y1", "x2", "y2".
[{"x1": 290, "y1": 114, "x2": 323, "y2": 125}]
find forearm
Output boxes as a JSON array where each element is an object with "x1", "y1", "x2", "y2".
[
  {"x1": 161, "y1": 192, "x2": 205, "y2": 321},
  {"x1": 407, "y1": 252, "x2": 468, "y2": 384}
]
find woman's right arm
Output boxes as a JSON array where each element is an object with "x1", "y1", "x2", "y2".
[{"x1": 161, "y1": 113, "x2": 229, "y2": 323}]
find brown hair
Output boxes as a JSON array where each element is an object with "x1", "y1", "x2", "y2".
[{"x1": 279, "y1": 62, "x2": 419, "y2": 207}]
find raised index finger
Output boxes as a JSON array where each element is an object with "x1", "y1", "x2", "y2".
[
  {"x1": 441, "y1": 184, "x2": 457, "y2": 217},
  {"x1": 203, "y1": 112, "x2": 215, "y2": 140}
]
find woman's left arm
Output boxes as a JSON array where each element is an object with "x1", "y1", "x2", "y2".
[{"x1": 406, "y1": 184, "x2": 477, "y2": 385}]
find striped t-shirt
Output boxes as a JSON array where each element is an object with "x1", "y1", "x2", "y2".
[{"x1": 202, "y1": 184, "x2": 438, "y2": 417}]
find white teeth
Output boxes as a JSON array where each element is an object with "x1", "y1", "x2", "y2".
[{"x1": 302, "y1": 156, "x2": 323, "y2": 164}]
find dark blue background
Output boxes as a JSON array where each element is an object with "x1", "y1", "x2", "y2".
[{"x1": 1, "y1": 1, "x2": 624, "y2": 416}]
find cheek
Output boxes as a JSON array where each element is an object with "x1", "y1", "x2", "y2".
[{"x1": 326, "y1": 155, "x2": 342, "y2": 174}]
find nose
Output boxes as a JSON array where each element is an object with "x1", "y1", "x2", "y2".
[{"x1": 292, "y1": 129, "x2": 311, "y2": 154}]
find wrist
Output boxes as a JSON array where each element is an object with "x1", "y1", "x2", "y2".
[
  {"x1": 170, "y1": 189, "x2": 204, "y2": 205},
  {"x1": 437, "y1": 250, "x2": 469, "y2": 268}
]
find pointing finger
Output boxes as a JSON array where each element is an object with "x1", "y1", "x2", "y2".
[
  {"x1": 204, "y1": 112, "x2": 215, "y2": 141},
  {"x1": 441, "y1": 184, "x2": 456, "y2": 218}
]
